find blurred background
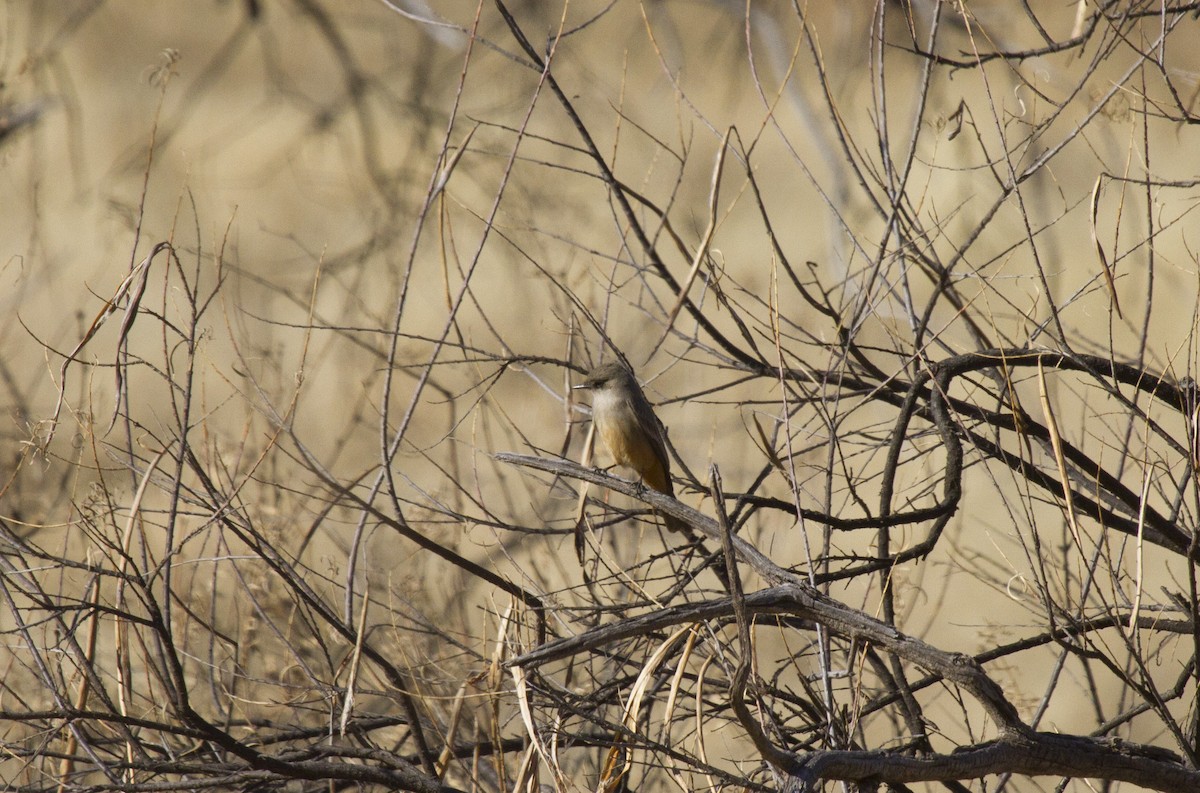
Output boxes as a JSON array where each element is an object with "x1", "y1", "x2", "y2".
[{"x1": 2, "y1": 2, "x2": 1199, "y2": 791}]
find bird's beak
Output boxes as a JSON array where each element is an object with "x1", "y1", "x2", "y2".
[{"x1": 572, "y1": 383, "x2": 589, "y2": 390}]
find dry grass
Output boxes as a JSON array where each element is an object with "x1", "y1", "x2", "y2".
[{"x1": 2, "y1": 2, "x2": 1200, "y2": 791}]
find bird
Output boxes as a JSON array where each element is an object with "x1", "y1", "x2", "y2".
[{"x1": 573, "y1": 361, "x2": 687, "y2": 533}]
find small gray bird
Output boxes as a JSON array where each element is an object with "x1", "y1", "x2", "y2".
[{"x1": 574, "y1": 362, "x2": 686, "y2": 532}]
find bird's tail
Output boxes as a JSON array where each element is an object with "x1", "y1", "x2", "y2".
[
  {"x1": 635, "y1": 461, "x2": 692, "y2": 534},
  {"x1": 648, "y1": 480, "x2": 689, "y2": 534},
  {"x1": 663, "y1": 513, "x2": 690, "y2": 534}
]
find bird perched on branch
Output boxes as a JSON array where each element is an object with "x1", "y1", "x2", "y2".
[{"x1": 574, "y1": 361, "x2": 687, "y2": 533}]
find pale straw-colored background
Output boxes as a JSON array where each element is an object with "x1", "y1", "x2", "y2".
[{"x1": 2, "y1": 2, "x2": 1198, "y2": 790}]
